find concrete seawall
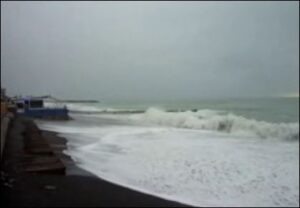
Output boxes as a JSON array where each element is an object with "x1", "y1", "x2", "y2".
[{"x1": 1, "y1": 113, "x2": 13, "y2": 160}]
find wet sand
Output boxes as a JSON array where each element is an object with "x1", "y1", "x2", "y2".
[{"x1": 1, "y1": 116, "x2": 188, "y2": 207}]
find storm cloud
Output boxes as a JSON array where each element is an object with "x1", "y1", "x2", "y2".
[{"x1": 1, "y1": 1, "x2": 299, "y2": 101}]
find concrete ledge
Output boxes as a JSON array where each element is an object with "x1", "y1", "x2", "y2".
[
  {"x1": 23, "y1": 155, "x2": 65, "y2": 174},
  {"x1": 21, "y1": 118, "x2": 66, "y2": 174}
]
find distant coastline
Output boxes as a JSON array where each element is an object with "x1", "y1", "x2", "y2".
[
  {"x1": 59, "y1": 100, "x2": 99, "y2": 103},
  {"x1": 46, "y1": 99, "x2": 99, "y2": 103}
]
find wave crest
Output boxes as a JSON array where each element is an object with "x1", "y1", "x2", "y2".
[{"x1": 132, "y1": 108, "x2": 299, "y2": 140}]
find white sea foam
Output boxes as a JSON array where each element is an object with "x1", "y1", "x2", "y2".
[
  {"x1": 128, "y1": 108, "x2": 299, "y2": 141},
  {"x1": 38, "y1": 99, "x2": 299, "y2": 206},
  {"x1": 38, "y1": 120, "x2": 299, "y2": 207}
]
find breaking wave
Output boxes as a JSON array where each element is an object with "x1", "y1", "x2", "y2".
[
  {"x1": 44, "y1": 102, "x2": 299, "y2": 141},
  {"x1": 130, "y1": 108, "x2": 299, "y2": 141}
]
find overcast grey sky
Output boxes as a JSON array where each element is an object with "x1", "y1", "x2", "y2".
[{"x1": 1, "y1": 1, "x2": 299, "y2": 101}]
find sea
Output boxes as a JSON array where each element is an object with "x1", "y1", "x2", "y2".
[{"x1": 37, "y1": 97, "x2": 299, "y2": 207}]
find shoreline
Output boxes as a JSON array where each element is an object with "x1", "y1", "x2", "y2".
[
  {"x1": 41, "y1": 129, "x2": 194, "y2": 206},
  {"x1": 1, "y1": 116, "x2": 189, "y2": 207},
  {"x1": 40, "y1": 129, "x2": 98, "y2": 177}
]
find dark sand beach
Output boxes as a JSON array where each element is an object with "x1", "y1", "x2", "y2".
[{"x1": 1, "y1": 116, "x2": 188, "y2": 207}]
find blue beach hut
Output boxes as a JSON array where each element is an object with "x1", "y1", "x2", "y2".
[{"x1": 15, "y1": 96, "x2": 69, "y2": 119}]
